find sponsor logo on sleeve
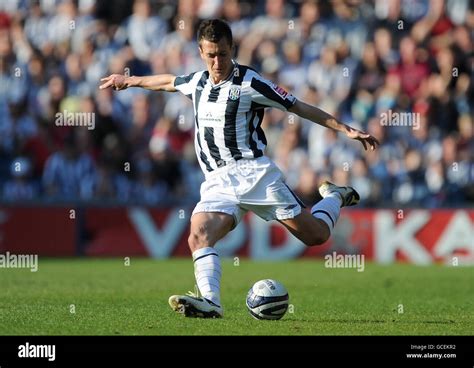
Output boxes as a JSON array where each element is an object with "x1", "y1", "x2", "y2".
[{"x1": 273, "y1": 84, "x2": 288, "y2": 99}]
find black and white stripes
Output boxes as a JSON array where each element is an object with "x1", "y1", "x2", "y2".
[{"x1": 173, "y1": 62, "x2": 296, "y2": 176}]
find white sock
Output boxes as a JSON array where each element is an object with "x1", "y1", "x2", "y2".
[
  {"x1": 311, "y1": 194, "x2": 341, "y2": 234},
  {"x1": 192, "y1": 247, "x2": 221, "y2": 306}
]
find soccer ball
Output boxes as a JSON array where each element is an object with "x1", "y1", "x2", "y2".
[{"x1": 246, "y1": 279, "x2": 289, "y2": 320}]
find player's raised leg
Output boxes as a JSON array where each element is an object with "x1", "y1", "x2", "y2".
[
  {"x1": 279, "y1": 181, "x2": 360, "y2": 246},
  {"x1": 168, "y1": 211, "x2": 234, "y2": 318}
]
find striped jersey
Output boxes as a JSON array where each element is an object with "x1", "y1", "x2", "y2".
[{"x1": 173, "y1": 62, "x2": 297, "y2": 175}]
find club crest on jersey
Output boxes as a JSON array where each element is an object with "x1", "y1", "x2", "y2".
[
  {"x1": 228, "y1": 86, "x2": 241, "y2": 100},
  {"x1": 273, "y1": 84, "x2": 288, "y2": 98}
]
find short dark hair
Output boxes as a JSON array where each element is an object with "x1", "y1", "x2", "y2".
[{"x1": 197, "y1": 19, "x2": 233, "y2": 48}]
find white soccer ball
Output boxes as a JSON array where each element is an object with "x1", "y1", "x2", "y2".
[{"x1": 246, "y1": 279, "x2": 289, "y2": 320}]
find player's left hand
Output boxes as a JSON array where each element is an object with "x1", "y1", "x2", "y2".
[
  {"x1": 99, "y1": 74, "x2": 127, "y2": 90},
  {"x1": 345, "y1": 127, "x2": 380, "y2": 151}
]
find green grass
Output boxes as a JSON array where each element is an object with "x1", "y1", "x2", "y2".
[{"x1": 0, "y1": 258, "x2": 473, "y2": 335}]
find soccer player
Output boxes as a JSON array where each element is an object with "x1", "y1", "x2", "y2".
[{"x1": 100, "y1": 19, "x2": 379, "y2": 318}]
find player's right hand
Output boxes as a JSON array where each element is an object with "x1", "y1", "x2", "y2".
[{"x1": 99, "y1": 74, "x2": 127, "y2": 90}]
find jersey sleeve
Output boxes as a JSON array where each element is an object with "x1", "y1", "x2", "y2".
[
  {"x1": 173, "y1": 71, "x2": 199, "y2": 100},
  {"x1": 248, "y1": 74, "x2": 297, "y2": 111}
]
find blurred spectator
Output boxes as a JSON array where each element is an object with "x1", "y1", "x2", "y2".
[
  {"x1": 42, "y1": 133, "x2": 95, "y2": 200},
  {"x1": 127, "y1": 92, "x2": 155, "y2": 152},
  {"x1": 279, "y1": 39, "x2": 306, "y2": 92},
  {"x1": 355, "y1": 42, "x2": 386, "y2": 94},
  {"x1": 330, "y1": 0, "x2": 369, "y2": 60},
  {"x1": 0, "y1": 97, "x2": 38, "y2": 155},
  {"x1": 388, "y1": 36, "x2": 430, "y2": 99},
  {"x1": 221, "y1": 0, "x2": 252, "y2": 47},
  {"x1": 426, "y1": 73, "x2": 459, "y2": 135},
  {"x1": 307, "y1": 45, "x2": 351, "y2": 105},
  {"x1": 350, "y1": 157, "x2": 372, "y2": 203},
  {"x1": 373, "y1": 27, "x2": 399, "y2": 69},
  {"x1": 114, "y1": 0, "x2": 168, "y2": 62},
  {"x1": 2, "y1": 157, "x2": 38, "y2": 201},
  {"x1": 151, "y1": 116, "x2": 192, "y2": 156},
  {"x1": 273, "y1": 119, "x2": 308, "y2": 188},
  {"x1": 148, "y1": 134, "x2": 183, "y2": 196},
  {"x1": 132, "y1": 155, "x2": 168, "y2": 205},
  {"x1": 157, "y1": 15, "x2": 200, "y2": 75},
  {"x1": 80, "y1": 157, "x2": 132, "y2": 202}
]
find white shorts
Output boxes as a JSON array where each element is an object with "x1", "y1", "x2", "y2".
[{"x1": 192, "y1": 156, "x2": 305, "y2": 228}]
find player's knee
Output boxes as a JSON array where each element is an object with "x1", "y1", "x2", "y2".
[
  {"x1": 188, "y1": 225, "x2": 213, "y2": 252},
  {"x1": 188, "y1": 233, "x2": 207, "y2": 253}
]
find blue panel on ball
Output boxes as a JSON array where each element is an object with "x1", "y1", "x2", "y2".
[{"x1": 246, "y1": 293, "x2": 289, "y2": 308}]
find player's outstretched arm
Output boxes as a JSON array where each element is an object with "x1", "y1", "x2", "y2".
[
  {"x1": 288, "y1": 99, "x2": 380, "y2": 151},
  {"x1": 99, "y1": 74, "x2": 177, "y2": 92}
]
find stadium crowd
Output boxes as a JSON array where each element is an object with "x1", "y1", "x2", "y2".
[{"x1": 0, "y1": 0, "x2": 472, "y2": 207}]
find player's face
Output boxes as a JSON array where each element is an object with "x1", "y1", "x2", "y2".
[{"x1": 199, "y1": 38, "x2": 233, "y2": 84}]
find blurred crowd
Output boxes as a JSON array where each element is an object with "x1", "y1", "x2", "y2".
[{"x1": 0, "y1": 0, "x2": 473, "y2": 207}]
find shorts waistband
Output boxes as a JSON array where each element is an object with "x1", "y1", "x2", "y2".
[{"x1": 204, "y1": 156, "x2": 271, "y2": 179}]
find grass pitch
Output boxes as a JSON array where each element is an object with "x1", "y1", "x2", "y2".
[{"x1": 0, "y1": 258, "x2": 473, "y2": 335}]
